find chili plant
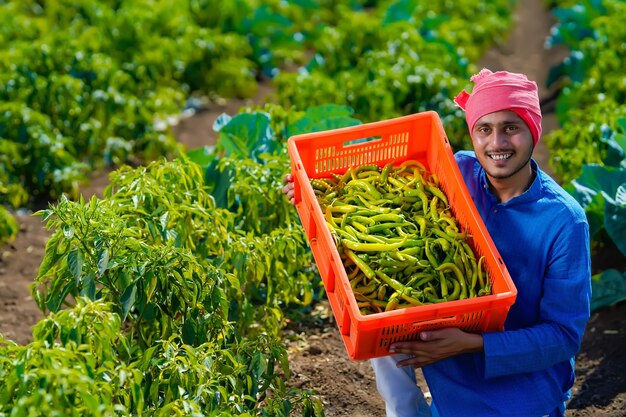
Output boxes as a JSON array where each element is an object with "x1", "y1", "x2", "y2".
[
  {"x1": 0, "y1": 298, "x2": 143, "y2": 416},
  {"x1": 0, "y1": 298, "x2": 325, "y2": 416},
  {"x1": 34, "y1": 157, "x2": 235, "y2": 349}
]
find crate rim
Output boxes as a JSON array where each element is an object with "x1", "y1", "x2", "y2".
[{"x1": 287, "y1": 110, "x2": 442, "y2": 144}]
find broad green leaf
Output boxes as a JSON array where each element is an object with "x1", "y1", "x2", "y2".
[
  {"x1": 186, "y1": 146, "x2": 216, "y2": 167},
  {"x1": 213, "y1": 113, "x2": 232, "y2": 132},
  {"x1": 286, "y1": 104, "x2": 360, "y2": 137},
  {"x1": 591, "y1": 269, "x2": 626, "y2": 312},
  {"x1": 601, "y1": 133, "x2": 625, "y2": 168},
  {"x1": 217, "y1": 112, "x2": 276, "y2": 161},
  {"x1": 570, "y1": 165, "x2": 626, "y2": 206},
  {"x1": 205, "y1": 158, "x2": 232, "y2": 208},
  {"x1": 220, "y1": 133, "x2": 249, "y2": 158}
]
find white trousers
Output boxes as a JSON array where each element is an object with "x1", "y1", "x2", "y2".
[{"x1": 370, "y1": 354, "x2": 432, "y2": 417}]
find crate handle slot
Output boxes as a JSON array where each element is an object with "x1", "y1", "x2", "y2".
[
  {"x1": 342, "y1": 135, "x2": 382, "y2": 147},
  {"x1": 412, "y1": 315, "x2": 457, "y2": 328}
]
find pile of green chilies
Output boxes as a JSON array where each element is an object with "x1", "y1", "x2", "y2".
[{"x1": 311, "y1": 160, "x2": 491, "y2": 315}]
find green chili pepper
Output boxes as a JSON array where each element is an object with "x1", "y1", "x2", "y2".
[
  {"x1": 477, "y1": 255, "x2": 486, "y2": 290},
  {"x1": 436, "y1": 262, "x2": 468, "y2": 300},
  {"x1": 380, "y1": 162, "x2": 394, "y2": 183},
  {"x1": 426, "y1": 185, "x2": 449, "y2": 207},
  {"x1": 438, "y1": 270, "x2": 449, "y2": 297},
  {"x1": 343, "y1": 237, "x2": 407, "y2": 252},
  {"x1": 345, "y1": 249, "x2": 377, "y2": 280}
]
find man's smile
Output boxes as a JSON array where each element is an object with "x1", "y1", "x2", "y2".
[{"x1": 487, "y1": 151, "x2": 514, "y2": 161}]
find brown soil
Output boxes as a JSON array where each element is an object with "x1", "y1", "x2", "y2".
[{"x1": 1, "y1": 0, "x2": 625, "y2": 415}]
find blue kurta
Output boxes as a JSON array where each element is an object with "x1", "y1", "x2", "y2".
[{"x1": 423, "y1": 151, "x2": 592, "y2": 417}]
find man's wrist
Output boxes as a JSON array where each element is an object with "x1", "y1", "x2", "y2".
[{"x1": 466, "y1": 333, "x2": 484, "y2": 353}]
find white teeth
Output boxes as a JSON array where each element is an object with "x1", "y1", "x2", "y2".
[{"x1": 489, "y1": 153, "x2": 512, "y2": 160}]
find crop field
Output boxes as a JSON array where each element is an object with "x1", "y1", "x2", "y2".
[{"x1": 0, "y1": 0, "x2": 625, "y2": 416}]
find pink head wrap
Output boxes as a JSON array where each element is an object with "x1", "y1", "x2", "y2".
[{"x1": 454, "y1": 69, "x2": 542, "y2": 146}]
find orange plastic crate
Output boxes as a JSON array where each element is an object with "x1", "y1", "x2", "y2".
[{"x1": 287, "y1": 111, "x2": 517, "y2": 361}]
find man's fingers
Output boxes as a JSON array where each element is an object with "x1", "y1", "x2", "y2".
[
  {"x1": 282, "y1": 183, "x2": 294, "y2": 196},
  {"x1": 390, "y1": 342, "x2": 429, "y2": 355},
  {"x1": 395, "y1": 355, "x2": 433, "y2": 369},
  {"x1": 283, "y1": 173, "x2": 293, "y2": 183},
  {"x1": 282, "y1": 181, "x2": 296, "y2": 206}
]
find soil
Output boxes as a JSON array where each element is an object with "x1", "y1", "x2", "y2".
[{"x1": 1, "y1": 0, "x2": 625, "y2": 416}]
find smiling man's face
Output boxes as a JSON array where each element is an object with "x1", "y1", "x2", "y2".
[{"x1": 471, "y1": 110, "x2": 534, "y2": 183}]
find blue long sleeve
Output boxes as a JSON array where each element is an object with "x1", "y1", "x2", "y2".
[{"x1": 483, "y1": 219, "x2": 591, "y2": 378}]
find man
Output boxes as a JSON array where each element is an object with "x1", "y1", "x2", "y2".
[{"x1": 283, "y1": 69, "x2": 592, "y2": 417}]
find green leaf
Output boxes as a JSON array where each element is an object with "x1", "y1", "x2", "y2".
[
  {"x1": 213, "y1": 113, "x2": 232, "y2": 132},
  {"x1": 47, "y1": 281, "x2": 75, "y2": 312},
  {"x1": 98, "y1": 249, "x2": 109, "y2": 276},
  {"x1": 244, "y1": 5, "x2": 293, "y2": 37},
  {"x1": 570, "y1": 165, "x2": 626, "y2": 207},
  {"x1": 120, "y1": 284, "x2": 137, "y2": 320},
  {"x1": 220, "y1": 133, "x2": 249, "y2": 158},
  {"x1": 601, "y1": 129, "x2": 625, "y2": 167},
  {"x1": 145, "y1": 271, "x2": 157, "y2": 302},
  {"x1": 68, "y1": 249, "x2": 84, "y2": 284},
  {"x1": 186, "y1": 146, "x2": 216, "y2": 168},
  {"x1": 604, "y1": 184, "x2": 626, "y2": 256},
  {"x1": 63, "y1": 224, "x2": 75, "y2": 239},
  {"x1": 303, "y1": 104, "x2": 354, "y2": 120},
  {"x1": 205, "y1": 158, "x2": 231, "y2": 208},
  {"x1": 217, "y1": 112, "x2": 276, "y2": 161},
  {"x1": 286, "y1": 104, "x2": 361, "y2": 137},
  {"x1": 182, "y1": 319, "x2": 195, "y2": 345},
  {"x1": 311, "y1": 116, "x2": 361, "y2": 132},
  {"x1": 37, "y1": 209, "x2": 54, "y2": 222},
  {"x1": 140, "y1": 346, "x2": 158, "y2": 371},
  {"x1": 617, "y1": 118, "x2": 626, "y2": 137},
  {"x1": 591, "y1": 269, "x2": 626, "y2": 312},
  {"x1": 382, "y1": 0, "x2": 417, "y2": 26},
  {"x1": 160, "y1": 212, "x2": 169, "y2": 231},
  {"x1": 80, "y1": 272, "x2": 96, "y2": 300}
]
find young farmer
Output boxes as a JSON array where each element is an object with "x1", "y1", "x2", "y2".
[{"x1": 282, "y1": 69, "x2": 592, "y2": 417}]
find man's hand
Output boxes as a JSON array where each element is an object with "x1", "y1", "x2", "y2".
[
  {"x1": 282, "y1": 173, "x2": 295, "y2": 205},
  {"x1": 390, "y1": 327, "x2": 484, "y2": 368}
]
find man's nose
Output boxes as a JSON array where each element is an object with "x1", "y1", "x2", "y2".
[{"x1": 490, "y1": 130, "x2": 507, "y2": 147}]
